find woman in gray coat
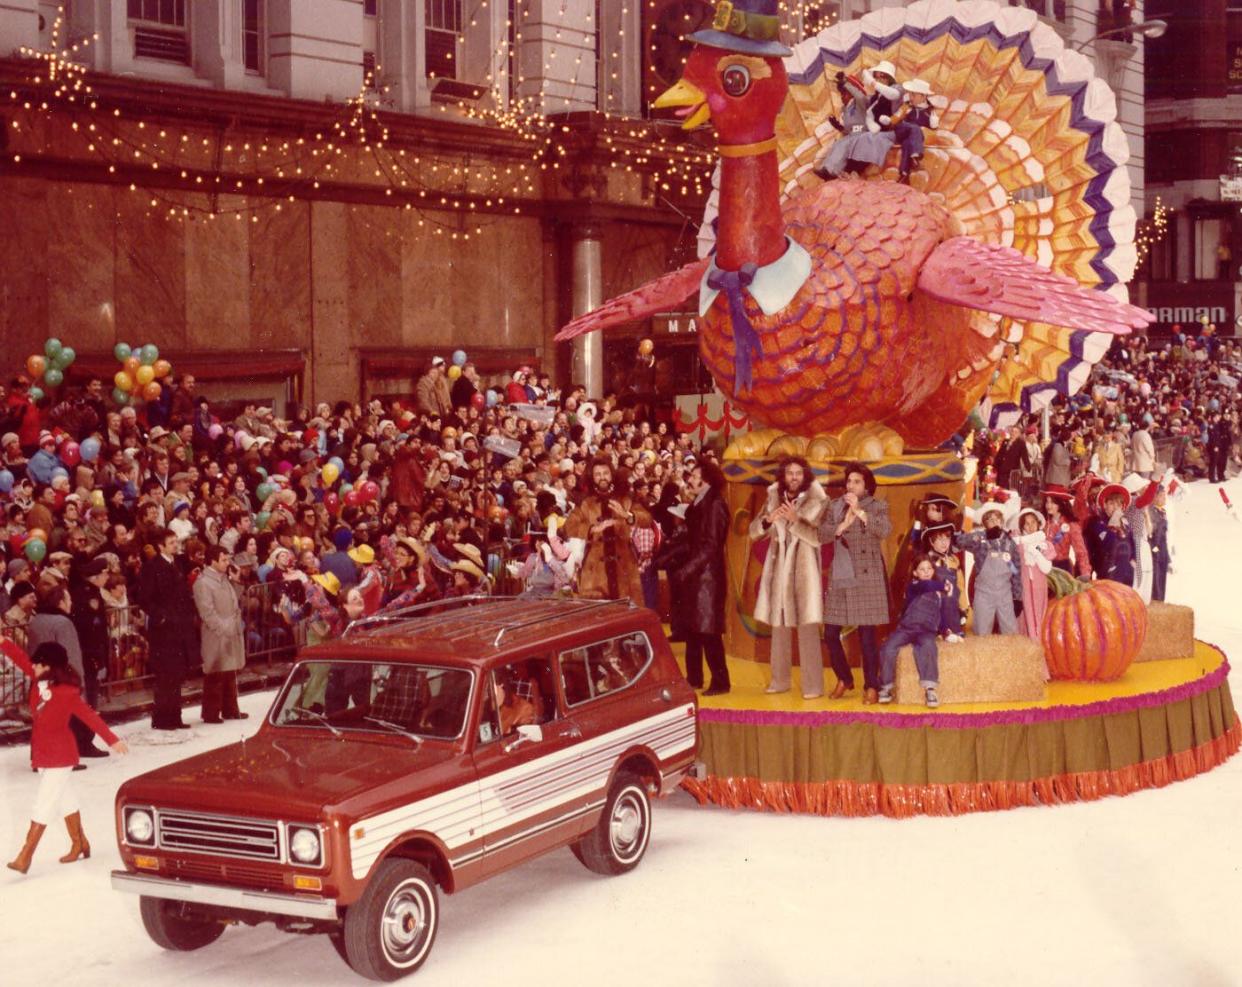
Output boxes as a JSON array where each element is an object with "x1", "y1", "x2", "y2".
[
  {"x1": 820, "y1": 463, "x2": 892, "y2": 703},
  {"x1": 194, "y1": 545, "x2": 248, "y2": 723}
]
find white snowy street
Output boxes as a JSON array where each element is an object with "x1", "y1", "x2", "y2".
[{"x1": 3, "y1": 479, "x2": 1242, "y2": 987}]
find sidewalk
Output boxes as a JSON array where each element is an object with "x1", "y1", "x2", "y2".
[{"x1": 0, "y1": 661, "x2": 292, "y2": 743}]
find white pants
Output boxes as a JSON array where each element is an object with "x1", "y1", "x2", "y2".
[{"x1": 32, "y1": 767, "x2": 79, "y2": 825}]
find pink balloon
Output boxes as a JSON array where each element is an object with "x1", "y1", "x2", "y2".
[
  {"x1": 60, "y1": 442, "x2": 81, "y2": 468},
  {"x1": 208, "y1": 423, "x2": 223, "y2": 440},
  {"x1": 234, "y1": 430, "x2": 250, "y2": 451}
]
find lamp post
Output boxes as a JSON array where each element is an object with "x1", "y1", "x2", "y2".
[{"x1": 1072, "y1": 18, "x2": 1167, "y2": 52}]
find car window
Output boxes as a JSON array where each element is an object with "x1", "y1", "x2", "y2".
[
  {"x1": 559, "y1": 632, "x2": 652, "y2": 707},
  {"x1": 482, "y1": 656, "x2": 556, "y2": 742},
  {"x1": 273, "y1": 660, "x2": 472, "y2": 740}
]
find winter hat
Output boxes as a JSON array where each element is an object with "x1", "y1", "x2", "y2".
[
  {"x1": 431, "y1": 356, "x2": 446, "y2": 367},
  {"x1": 332, "y1": 527, "x2": 354, "y2": 551},
  {"x1": 32, "y1": 641, "x2": 69, "y2": 670},
  {"x1": 1, "y1": 432, "x2": 18, "y2": 448},
  {"x1": 9, "y1": 580, "x2": 35, "y2": 603},
  {"x1": 7, "y1": 558, "x2": 29, "y2": 579}
]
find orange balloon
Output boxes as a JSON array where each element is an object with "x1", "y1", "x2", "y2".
[
  {"x1": 638, "y1": 338, "x2": 654, "y2": 356},
  {"x1": 153, "y1": 359, "x2": 172, "y2": 379},
  {"x1": 26, "y1": 355, "x2": 46, "y2": 378},
  {"x1": 114, "y1": 371, "x2": 133, "y2": 392},
  {"x1": 136, "y1": 365, "x2": 155, "y2": 386},
  {"x1": 124, "y1": 356, "x2": 140, "y2": 375},
  {"x1": 27, "y1": 528, "x2": 47, "y2": 542},
  {"x1": 143, "y1": 381, "x2": 162, "y2": 401}
]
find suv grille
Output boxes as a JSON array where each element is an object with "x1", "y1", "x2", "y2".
[{"x1": 158, "y1": 811, "x2": 281, "y2": 862}]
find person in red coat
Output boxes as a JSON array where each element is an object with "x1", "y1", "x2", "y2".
[{"x1": 3, "y1": 639, "x2": 128, "y2": 875}]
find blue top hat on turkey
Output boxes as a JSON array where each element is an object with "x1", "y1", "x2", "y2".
[{"x1": 689, "y1": 0, "x2": 792, "y2": 57}]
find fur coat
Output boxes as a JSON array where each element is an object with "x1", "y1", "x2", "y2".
[{"x1": 749, "y1": 481, "x2": 828, "y2": 628}]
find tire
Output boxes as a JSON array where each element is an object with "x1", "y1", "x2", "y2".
[
  {"x1": 340, "y1": 859, "x2": 439, "y2": 981},
  {"x1": 572, "y1": 772, "x2": 651, "y2": 876},
  {"x1": 138, "y1": 896, "x2": 227, "y2": 951}
]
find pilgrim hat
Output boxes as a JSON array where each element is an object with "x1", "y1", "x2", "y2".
[{"x1": 688, "y1": 0, "x2": 792, "y2": 58}]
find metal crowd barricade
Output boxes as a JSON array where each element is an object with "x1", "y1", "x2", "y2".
[
  {"x1": 240, "y1": 580, "x2": 304, "y2": 673},
  {"x1": 103, "y1": 602, "x2": 154, "y2": 697},
  {"x1": 0, "y1": 618, "x2": 31, "y2": 722}
]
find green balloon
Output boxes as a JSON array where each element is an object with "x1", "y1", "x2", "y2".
[
  {"x1": 255, "y1": 467, "x2": 268, "y2": 479},
  {"x1": 55, "y1": 346, "x2": 76, "y2": 369},
  {"x1": 44, "y1": 368, "x2": 64, "y2": 388},
  {"x1": 256, "y1": 483, "x2": 274, "y2": 504},
  {"x1": 113, "y1": 342, "x2": 132, "y2": 362},
  {"x1": 112, "y1": 387, "x2": 130, "y2": 406},
  {"x1": 139, "y1": 344, "x2": 159, "y2": 366},
  {"x1": 24, "y1": 538, "x2": 47, "y2": 563},
  {"x1": 28, "y1": 386, "x2": 44, "y2": 402},
  {"x1": 44, "y1": 337, "x2": 62, "y2": 359},
  {"x1": 255, "y1": 511, "x2": 271, "y2": 531}
]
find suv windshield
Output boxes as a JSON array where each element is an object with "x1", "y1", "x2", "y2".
[{"x1": 273, "y1": 661, "x2": 472, "y2": 740}]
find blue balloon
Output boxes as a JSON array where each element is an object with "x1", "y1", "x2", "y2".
[
  {"x1": 451, "y1": 350, "x2": 468, "y2": 367},
  {"x1": 328, "y1": 457, "x2": 344, "y2": 473},
  {"x1": 257, "y1": 564, "x2": 273, "y2": 583},
  {"x1": 485, "y1": 389, "x2": 498, "y2": 407},
  {"x1": 0, "y1": 470, "x2": 12, "y2": 493},
  {"x1": 51, "y1": 467, "x2": 69, "y2": 481},
  {"x1": 80, "y1": 437, "x2": 101, "y2": 463}
]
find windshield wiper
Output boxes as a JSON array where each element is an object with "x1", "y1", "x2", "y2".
[
  {"x1": 291, "y1": 707, "x2": 342, "y2": 738},
  {"x1": 362, "y1": 716, "x2": 424, "y2": 746}
]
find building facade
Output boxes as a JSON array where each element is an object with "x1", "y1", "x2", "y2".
[
  {"x1": 1141, "y1": 0, "x2": 1241, "y2": 337},
  {"x1": 0, "y1": 0, "x2": 1150, "y2": 409}
]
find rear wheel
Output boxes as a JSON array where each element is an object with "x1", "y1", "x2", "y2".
[
  {"x1": 139, "y1": 896, "x2": 226, "y2": 951},
  {"x1": 340, "y1": 859, "x2": 439, "y2": 981},
  {"x1": 572, "y1": 772, "x2": 651, "y2": 876}
]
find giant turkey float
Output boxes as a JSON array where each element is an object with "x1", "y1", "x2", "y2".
[{"x1": 558, "y1": 0, "x2": 1239, "y2": 818}]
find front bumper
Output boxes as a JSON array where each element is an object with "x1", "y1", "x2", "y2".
[{"x1": 111, "y1": 870, "x2": 340, "y2": 922}]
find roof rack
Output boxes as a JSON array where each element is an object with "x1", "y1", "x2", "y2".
[{"x1": 341, "y1": 595, "x2": 633, "y2": 648}]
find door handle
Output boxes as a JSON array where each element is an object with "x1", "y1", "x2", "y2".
[
  {"x1": 657, "y1": 688, "x2": 674, "y2": 704},
  {"x1": 560, "y1": 723, "x2": 582, "y2": 739}
]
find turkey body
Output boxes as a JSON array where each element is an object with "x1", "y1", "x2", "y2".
[{"x1": 699, "y1": 179, "x2": 988, "y2": 447}]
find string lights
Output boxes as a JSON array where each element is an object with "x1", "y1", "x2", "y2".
[{"x1": 1135, "y1": 196, "x2": 1170, "y2": 270}]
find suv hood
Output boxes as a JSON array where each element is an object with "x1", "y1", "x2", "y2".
[{"x1": 119, "y1": 731, "x2": 456, "y2": 820}]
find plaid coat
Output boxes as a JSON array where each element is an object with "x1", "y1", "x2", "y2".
[{"x1": 820, "y1": 494, "x2": 892, "y2": 626}]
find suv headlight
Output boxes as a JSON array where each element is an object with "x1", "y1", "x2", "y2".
[
  {"x1": 125, "y1": 808, "x2": 155, "y2": 845},
  {"x1": 288, "y1": 826, "x2": 322, "y2": 865}
]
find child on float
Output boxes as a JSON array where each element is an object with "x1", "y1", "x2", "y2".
[
  {"x1": 877, "y1": 553, "x2": 959, "y2": 708},
  {"x1": 1009, "y1": 507, "x2": 1055, "y2": 648},
  {"x1": 1149, "y1": 470, "x2": 1178, "y2": 602},
  {"x1": 3, "y1": 639, "x2": 128, "y2": 875},
  {"x1": 1042, "y1": 484, "x2": 1092, "y2": 577},
  {"x1": 1121, "y1": 472, "x2": 1161, "y2": 603},
  {"x1": 1086, "y1": 482, "x2": 1135, "y2": 584},
  {"x1": 955, "y1": 491, "x2": 1022, "y2": 635},
  {"x1": 921, "y1": 522, "x2": 966, "y2": 639},
  {"x1": 893, "y1": 78, "x2": 939, "y2": 184}
]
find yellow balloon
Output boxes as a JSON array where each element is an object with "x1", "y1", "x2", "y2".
[
  {"x1": 90, "y1": 490, "x2": 105, "y2": 509},
  {"x1": 321, "y1": 462, "x2": 340, "y2": 485},
  {"x1": 114, "y1": 371, "x2": 133, "y2": 393},
  {"x1": 447, "y1": 365, "x2": 462, "y2": 381},
  {"x1": 136, "y1": 365, "x2": 155, "y2": 386}
]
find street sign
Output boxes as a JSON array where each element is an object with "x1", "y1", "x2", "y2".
[{"x1": 1221, "y1": 175, "x2": 1242, "y2": 202}]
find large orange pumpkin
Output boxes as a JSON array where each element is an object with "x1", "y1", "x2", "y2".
[{"x1": 1041, "y1": 578, "x2": 1148, "y2": 681}]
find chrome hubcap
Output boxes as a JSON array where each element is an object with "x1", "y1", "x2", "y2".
[
  {"x1": 610, "y1": 793, "x2": 644, "y2": 854},
  {"x1": 381, "y1": 886, "x2": 427, "y2": 961}
]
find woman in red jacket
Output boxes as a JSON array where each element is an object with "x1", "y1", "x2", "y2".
[{"x1": 3, "y1": 639, "x2": 128, "y2": 875}]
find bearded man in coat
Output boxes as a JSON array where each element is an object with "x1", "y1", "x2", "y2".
[
  {"x1": 749, "y1": 457, "x2": 829, "y2": 698},
  {"x1": 671, "y1": 461, "x2": 730, "y2": 695},
  {"x1": 194, "y1": 544, "x2": 248, "y2": 724},
  {"x1": 562, "y1": 459, "x2": 653, "y2": 606}
]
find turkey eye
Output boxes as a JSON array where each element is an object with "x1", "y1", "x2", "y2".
[{"x1": 721, "y1": 65, "x2": 751, "y2": 97}]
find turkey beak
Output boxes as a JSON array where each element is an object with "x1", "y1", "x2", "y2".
[{"x1": 655, "y1": 79, "x2": 710, "y2": 131}]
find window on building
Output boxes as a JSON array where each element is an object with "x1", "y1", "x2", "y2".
[
  {"x1": 364, "y1": 0, "x2": 377, "y2": 15},
  {"x1": 1144, "y1": 217, "x2": 1176, "y2": 283},
  {"x1": 243, "y1": 0, "x2": 264, "y2": 74},
  {"x1": 1194, "y1": 217, "x2": 1227, "y2": 281},
  {"x1": 128, "y1": 0, "x2": 189, "y2": 63},
  {"x1": 1008, "y1": 0, "x2": 1067, "y2": 21},
  {"x1": 363, "y1": 50, "x2": 379, "y2": 90},
  {"x1": 425, "y1": 0, "x2": 461, "y2": 80}
]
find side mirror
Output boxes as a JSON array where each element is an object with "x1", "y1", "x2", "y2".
[{"x1": 504, "y1": 723, "x2": 543, "y2": 753}]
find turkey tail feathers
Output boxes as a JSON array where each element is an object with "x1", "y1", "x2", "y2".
[{"x1": 553, "y1": 259, "x2": 710, "y2": 342}]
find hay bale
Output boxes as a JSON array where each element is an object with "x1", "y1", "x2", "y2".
[
  {"x1": 893, "y1": 634, "x2": 1046, "y2": 705},
  {"x1": 1135, "y1": 602, "x2": 1195, "y2": 662}
]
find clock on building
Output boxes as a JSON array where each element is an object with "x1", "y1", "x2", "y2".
[{"x1": 643, "y1": 0, "x2": 715, "y2": 111}]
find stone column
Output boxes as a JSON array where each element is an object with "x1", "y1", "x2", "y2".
[
  {"x1": 570, "y1": 223, "x2": 604, "y2": 397},
  {"x1": 515, "y1": 0, "x2": 598, "y2": 113},
  {"x1": 377, "y1": 0, "x2": 429, "y2": 113},
  {"x1": 69, "y1": 0, "x2": 129, "y2": 74},
  {"x1": 597, "y1": 0, "x2": 641, "y2": 116},
  {"x1": 0, "y1": 0, "x2": 37, "y2": 51},
  {"x1": 266, "y1": 0, "x2": 363, "y2": 102},
  {"x1": 192, "y1": 0, "x2": 244, "y2": 90}
]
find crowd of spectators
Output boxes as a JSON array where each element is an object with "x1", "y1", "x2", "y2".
[{"x1": 0, "y1": 326, "x2": 1237, "y2": 728}]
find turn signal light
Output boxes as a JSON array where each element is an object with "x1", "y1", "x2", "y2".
[
  {"x1": 294, "y1": 876, "x2": 322, "y2": 892},
  {"x1": 134, "y1": 855, "x2": 160, "y2": 870}
]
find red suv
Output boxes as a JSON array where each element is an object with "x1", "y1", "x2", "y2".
[{"x1": 112, "y1": 597, "x2": 698, "y2": 980}]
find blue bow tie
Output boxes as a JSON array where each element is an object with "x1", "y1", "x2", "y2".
[{"x1": 707, "y1": 262, "x2": 763, "y2": 394}]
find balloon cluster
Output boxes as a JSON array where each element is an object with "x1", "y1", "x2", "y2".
[
  {"x1": 318, "y1": 456, "x2": 383, "y2": 514},
  {"x1": 446, "y1": 349, "x2": 468, "y2": 382},
  {"x1": 24, "y1": 338, "x2": 77, "y2": 402},
  {"x1": 112, "y1": 342, "x2": 173, "y2": 406}
]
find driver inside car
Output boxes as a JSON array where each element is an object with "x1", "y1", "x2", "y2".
[{"x1": 496, "y1": 667, "x2": 540, "y2": 736}]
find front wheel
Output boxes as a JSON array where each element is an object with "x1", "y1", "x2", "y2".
[
  {"x1": 340, "y1": 859, "x2": 439, "y2": 981},
  {"x1": 139, "y1": 896, "x2": 227, "y2": 951},
  {"x1": 572, "y1": 772, "x2": 652, "y2": 876}
]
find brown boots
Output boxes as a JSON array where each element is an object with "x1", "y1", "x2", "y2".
[
  {"x1": 6, "y1": 813, "x2": 89, "y2": 874},
  {"x1": 59, "y1": 811, "x2": 90, "y2": 863},
  {"x1": 6, "y1": 821, "x2": 46, "y2": 874}
]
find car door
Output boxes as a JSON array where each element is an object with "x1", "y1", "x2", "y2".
[{"x1": 470, "y1": 655, "x2": 591, "y2": 877}]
